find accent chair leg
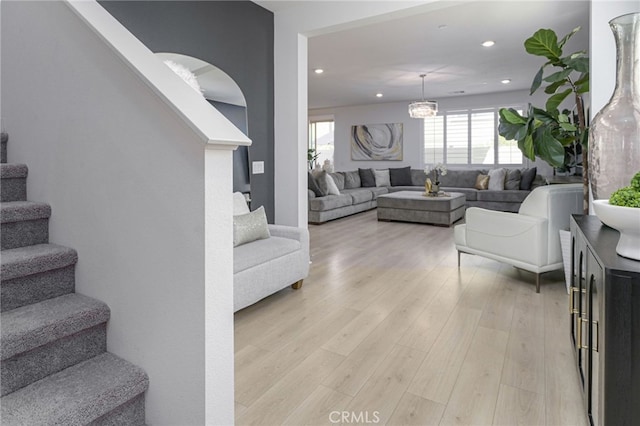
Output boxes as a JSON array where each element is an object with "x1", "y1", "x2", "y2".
[
  {"x1": 292, "y1": 280, "x2": 304, "y2": 290},
  {"x1": 536, "y1": 273, "x2": 541, "y2": 293},
  {"x1": 457, "y1": 251, "x2": 461, "y2": 268}
]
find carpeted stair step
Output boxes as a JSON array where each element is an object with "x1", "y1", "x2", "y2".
[
  {"x1": 0, "y1": 201, "x2": 50, "y2": 249},
  {"x1": 1, "y1": 243, "x2": 78, "y2": 312},
  {"x1": 0, "y1": 164, "x2": 28, "y2": 202},
  {"x1": 1, "y1": 293, "x2": 110, "y2": 396},
  {"x1": 1, "y1": 132, "x2": 7, "y2": 163},
  {"x1": 0, "y1": 244, "x2": 78, "y2": 312},
  {"x1": 0, "y1": 352, "x2": 149, "y2": 426}
]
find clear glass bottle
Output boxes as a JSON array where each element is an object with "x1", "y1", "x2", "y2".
[{"x1": 589, "y1": 12, "x2": 640, "y2": 200}]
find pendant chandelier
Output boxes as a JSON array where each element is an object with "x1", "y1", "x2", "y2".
[{"x1": 408, "y1": 74, "x2": 438, "y2": 118}]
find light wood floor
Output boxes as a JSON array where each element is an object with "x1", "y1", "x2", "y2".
[{"x1": 234, "y1": 210, "x2": 588, "y2": 426}]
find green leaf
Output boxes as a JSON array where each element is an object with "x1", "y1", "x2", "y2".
[
  {"x1": 532, "y1": 107, "x2": 556, "y2": 123},
  {"x1": 525, "y1": 29, "x2": 562, "y2": 61},
  {"x1": 523, "y1": 134, "x2": 535, "y2": 160},
  {"x1": 564, "y1": 57, "x2": 589, "y2": 73},
  {"x1": 558, "y1": 113, "x2": 570, "y2": 123},
  {"x1": 558, "y1": 26, "x2": 581, "y2": 48},
  {"x1": 499, "y1": 108, "x2": 527, "y2": 124},
  {"x1": 543, "y1": 68, "x2": 573, "y2": 83},
  {"x1": 546, "y1": 89, "x2": 573, "y2": 112},
  {"x1": 577, "y1": 79, "x2": 589, "y2": 94},
  {"x1": 544, "y1": 80, "x2": 566, "y2": 94},
  {"x1": 530, "y1": 67, "x2": 544, "y2": 95},
  {"x1": 560, "y1": 122, "x2": 577, "y2": 132},
  {"x1": 536, "y1": 127, "x2": 565, "y2": 167}
]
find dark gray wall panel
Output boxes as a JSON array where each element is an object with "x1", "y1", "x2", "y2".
[{"x1": 100, "y1": 0, "x2": 274, "y2": 220}]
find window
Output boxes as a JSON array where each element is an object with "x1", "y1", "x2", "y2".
[
  {"x1": 423, "y1": 107, "x2": 523, "y2": 166},
  {"x1": 308, "y1": 119, "x2": 334, "y2": 168}
]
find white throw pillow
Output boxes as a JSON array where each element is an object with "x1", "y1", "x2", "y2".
[
  {"x1": 233, "y1": 192, "x2": 250, "y2": 215},
  {"x1": 373, "y1": 169, "x2": 391, "y2": 187},
  {"x1": 322, "y1": 172, "x2": 341, "y2": 195},
  {"x1": 488, "y1": 168, "x2": 507, "y2": 191},
  {"x1": 233, "y1": 206, "x2": 270, "y2": 247}
]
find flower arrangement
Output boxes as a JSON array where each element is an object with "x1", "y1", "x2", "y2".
[{"x1": 424, "y1": 163, "x2": 448, "y2": 185}]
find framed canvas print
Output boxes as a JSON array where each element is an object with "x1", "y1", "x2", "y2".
[{"x1": 351, "y1": 123, "x2": 403, "y2": 161}]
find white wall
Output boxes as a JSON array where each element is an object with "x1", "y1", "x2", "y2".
[
  {"x1": 1, "y1": 2, "x2": 239, "y2": 424},
  {"x1": 311, "y1": 89, "x2": 553, "y2": 175}
]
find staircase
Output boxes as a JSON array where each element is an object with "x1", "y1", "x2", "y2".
[{"x1": 0, "y1": 133, "x2": 149, "y2": 425}]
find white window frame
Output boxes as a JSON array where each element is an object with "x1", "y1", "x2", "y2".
[{"x1": 423, "y1": 105, "x2": 524, "y2": 167}]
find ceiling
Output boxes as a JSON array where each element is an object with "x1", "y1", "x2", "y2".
[{"x1": 260, "y1": 1, "x2": 590, "y2": 110}]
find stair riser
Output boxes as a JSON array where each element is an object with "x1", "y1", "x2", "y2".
[
  {"x1": 1, "y1": 324, "x2": 107, "y2": 396},
  {"x1": 91, "y1": 393, "x2": 146, "y2": 426},
  {"x1": 1, "y1": 137, "x2": 6, "y2": 164},
  {"x1": 1, "y1": 219, "x2": 49, "y2": 249},
  {"x1": 1, "y1": 265, "x2": 75, "y2": 312},
  {"x1": 0, "y1": 178, "x2": 26, "y2": 202}
]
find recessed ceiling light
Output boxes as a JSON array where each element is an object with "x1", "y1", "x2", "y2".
[
  {"x1": 314, "y1": 68, "x2": 324, "y2": 74},
  {"x1": 501, "y1": 79, "x2": 511, "y2": 84},
  {"x1": 449, "y1": 90, "x2": 466, "y2": 95},
  {"x1": 376, "y1": 93, "x2": 383, "y2": 98},
  {"x1": 438, "y1": 24, "x2": 448, "y2": 29},
  {"x1": 482, "y1": 40, "x2": 495, "y2": 47}
]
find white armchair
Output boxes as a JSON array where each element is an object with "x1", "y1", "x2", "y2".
[{"x1": 454, "y1": 184, "x2": 582, "y2": 292}]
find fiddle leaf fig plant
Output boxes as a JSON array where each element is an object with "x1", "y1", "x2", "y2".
[
  {"x1": 498, "y1": 26, "x2": 589, "y2": 213},
  {"x1": 498, "y1": 27, "x2": 589, "y2": 170}
]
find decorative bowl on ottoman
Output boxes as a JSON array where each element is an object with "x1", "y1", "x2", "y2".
[{"x1": 593, "y1": 200, "x2": 640, "y2": 261}]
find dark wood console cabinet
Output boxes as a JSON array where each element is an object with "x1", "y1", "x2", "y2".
[{"x1": 570, "y1": 215, "x2": 640, "y2": 426}]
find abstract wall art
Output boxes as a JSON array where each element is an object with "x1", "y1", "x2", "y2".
[{"x1": 350, "y1": 123, "x2": 403, "y2": 161}]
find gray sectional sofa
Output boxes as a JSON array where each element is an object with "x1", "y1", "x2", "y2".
[{"x1": 308, "y1": 167, "x2": 543, "y2": 224}]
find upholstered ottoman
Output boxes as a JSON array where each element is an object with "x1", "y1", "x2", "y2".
[{"x1": 377, "y1": 191, "x2": 466, "y2": 226}]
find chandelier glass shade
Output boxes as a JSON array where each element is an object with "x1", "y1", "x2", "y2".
[{"x1": 409, "y1": 74, "x2": 438, "y2": 118}]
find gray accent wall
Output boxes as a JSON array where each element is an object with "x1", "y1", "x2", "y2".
[{"x1": 100, "y1": 0, "x2": 275, "y2": 221}]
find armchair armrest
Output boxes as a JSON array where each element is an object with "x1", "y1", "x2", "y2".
[
  {"x1": 464, "y1": 207, "x2": 548, "y2": 266},
  {"x1": 268, "y1": 224, "x2": 309, "y2": 244}
]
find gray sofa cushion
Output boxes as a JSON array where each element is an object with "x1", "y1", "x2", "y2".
[
  {"x1": 411, "y1": 169, "x2": 427, "y2": 186},
  {"x1": 308, "y1": 172, "x2": 324, "y2": 197},
  {"x1": 441, "y1": 187, "x2": 479, "y2": 201},
  {"x1": 476, "y1": 190, "x2": 530, "y2": 203},
  {"x1": 233, "y1": 236, "x2": 301, "y2": 273},
  {"x1": 439, "y1": 169, "x2": 484, "y2": 188},
  {"x1": 520, "y1": 167, "x2": 537, "y2": 190},
  {"x1": 389, "y1": 166, "x2": 412, "y2": 186},
  {"x1": 330, "y1": 172, "x2": 345, "y2": 190},
  {"x1": 343, "y1": 171, "x2": 361, "y2": 189},
  {"x1": 369, "y1": 187, "x2": 390, "y2": 197},
  {"x1": 359, "y1": 168, "x2": 376, "y2": 187},
  {"x1": 341, "y1": 188, "x2": 373, "y2": 203},
  {"x1": 505, "y1": 169, "x2": 522, "y2": 190},
  {"x1": 308, "y1": 193, "x2": 353, "y2": 211}
]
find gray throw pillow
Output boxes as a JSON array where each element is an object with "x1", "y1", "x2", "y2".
[
  {"x1": 389, "y1": 166, "x2": 413, "y2": 186},
  {"x1": 343, "y1": 171, "x2": 361, "y2": 189},
  {"x1": 308, "y1": 172, "x2": 324, "y2": 197},
  {"x1": 520, "y1": 167, "x2": 537, "y2": 190},
  {"x1": 329, "y1": 172, "x2": 345, "y2": 190},
  {"x1": 411, "y1": 169, "x2": 427, "y2": 186},
  {"x1": 314, "y1": 171, "x2": 340, "y2": 195},
  {"x1": 233, "y1": 206, "x2": 270, "y2": 247},
  {"x1": 504, "y1": 169, "x2": 522, "y2": 190},
  {"x1": 358, "y1": 168, "x2": 376, "y2": 187}
]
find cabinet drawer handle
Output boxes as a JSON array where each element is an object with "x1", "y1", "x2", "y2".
[
  {"x1": 578, "y1": 318, "x2": 599, "y2": 352},
  {"x1": 569, "y1": 287, "x2": 585, "y2": 314}
]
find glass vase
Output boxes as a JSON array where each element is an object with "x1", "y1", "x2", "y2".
[{"x1": 589, "y1": 12, "x2": 640, "y2": 201}]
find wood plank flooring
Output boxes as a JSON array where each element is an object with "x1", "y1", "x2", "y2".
[{"x1": 235, "y1": 210, "x2": 588, "y2": 426}]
